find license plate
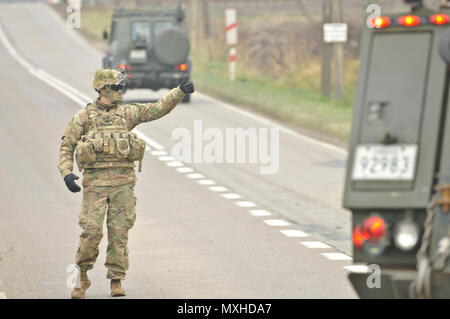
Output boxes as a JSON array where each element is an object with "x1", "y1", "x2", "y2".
[
  {"x1": 351, "y1": 144, "x2": 418, "y2": 181},
  {"x1": 129, "y1": 49, "x2": 147, "y2": 60}
]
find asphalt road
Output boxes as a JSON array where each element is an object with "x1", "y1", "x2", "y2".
[{"x1": 0, "y1": 3, "x2": 358, "y2": 299}]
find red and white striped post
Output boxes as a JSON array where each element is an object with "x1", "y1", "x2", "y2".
[{"x1": 225, "y1": 8, "x2": 238, "y2": 81}]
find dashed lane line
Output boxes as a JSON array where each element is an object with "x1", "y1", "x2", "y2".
[
  {"x1": 321, "y1": 253, "x2": 353, "y2": 261},
  {"x1": 280, "y1": 230, "x2": 309, "y2": 238},
  {"x1": 249, "y1": 209, "x2": 271, "y2": 217},
  {"x1": 208, "y1": 186, "x2": 228, "y2": 192},
  {"x1": 301, "y1": 241, "x2": 331, "y2": 249},
  {"x1": 344, "y1": 265, "x2": 370, "y2": 273},
  {"x1": 264, "y1": 219, "x2": 290, "y2": 227},
  {"x1": 176, "y1": 167, "x2": 194, "y2": 173},
  {"x1": 235, "y1": 201, "x2": 257, "y2": 208},
  {"x1": 187, "y1": 173, "x2": 204, "y2": 179},
  {"x1": 166, "y1": 161, "x2": 183, "y2": 167},
  {"x1": 221, "y1": 193, "x2": 242, "y2": 199}
]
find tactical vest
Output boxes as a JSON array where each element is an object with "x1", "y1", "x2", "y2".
[{"x1": 75, "y1": 103, "x2": 146, "y2": 172}]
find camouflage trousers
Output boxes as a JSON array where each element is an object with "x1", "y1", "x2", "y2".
[{"x1": 75, "y1": 182, "x2": 136, "y2": 280}]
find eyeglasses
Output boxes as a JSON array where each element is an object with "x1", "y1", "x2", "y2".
[{"x1": 108, "y1": 84, "x2": 125, "y2": 92}]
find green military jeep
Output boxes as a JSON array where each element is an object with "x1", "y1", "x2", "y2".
[{"x1": 102, "y1": 5, "x2": 191, "y2": 103}]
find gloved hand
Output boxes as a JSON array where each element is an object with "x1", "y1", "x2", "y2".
[
  {"x1": 179, "y1": 75, "x2": 194, "y2": 94},
  {"x1": 64, "y1": 173, "x2": 81, "y2": 193}
]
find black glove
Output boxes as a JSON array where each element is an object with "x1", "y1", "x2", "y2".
[
  {"x1": 179, "y1": 75, "x2": 194, "y2": 94},
  {"x1": 64, "y1": 173, "x2": 81, "y2": 193}
]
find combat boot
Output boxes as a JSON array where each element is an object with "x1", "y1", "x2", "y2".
[
  {"x1": 71, "y1": 271, "x2": 91, "y2": 299},
  {"x1": 110, "y1": 279, "x2": 126, "y2": 297}
]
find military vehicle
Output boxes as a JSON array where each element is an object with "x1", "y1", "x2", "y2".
[
  {"x1": 102, "y1": 4, "x2": 192, "y2": 103},
  {"x1": 343, "y1": 0, "x2": 450, "y2": 298}
]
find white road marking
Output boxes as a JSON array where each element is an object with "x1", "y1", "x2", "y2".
[
  {"x1": 264, "y1": 219, "x2": 290, "y2": 227},
  {"x1": 321, "y1": 253, "x2": 353, "y2": 261},
  {"x1": 280, "y1": 230, "x2": 309, "y2": 238},
  {"x1": 158, "y1": 156, "x2": 174, "y2": 161},
  {"x1": 187, "y1": 173, "x2": 204, "y2": 179},
  {"x1": 197, "y1": 179, "x2": 216, "y2": 185},
  {"x1": 235, "y1": 201, "x2": 257, "y2": 208},
  {"x1": 221, "y1": 193, "x2": 241, "y2": 199},
  {"x1": 166, "y1": 161, "x2": 183, "y2": 167},
  {"x1": 344, "y1": 265, "x2": 370, "y2": 273},
  {"x1": 208, "y1": 186, "x2": 228, "y2": 192},
  {"x1": 249, "y1": 209, "x2": 271, "y2": 216},
  {"x1": 0, "y1": 292, "x2": 6, "y2": 299},
  {"x1": 151, "y1": 150, "x2": 167, "y2": 156},
  {"x1": 176, "y1": 167, "x2": 194, "y2": 173},
  {"x1": 301, "y1": 241, "x2": 331, "y2": 249}
]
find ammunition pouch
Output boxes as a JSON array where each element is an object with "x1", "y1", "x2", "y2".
[
  {"x1": 75, "y1": 141, "x2": 96, "y2": 170},
  {"x1": 128, "y1": 133, "x2": 146, "y2": 162},
  {"x1": 77, "y1": 132, "x2": 146, "y2": 171}
]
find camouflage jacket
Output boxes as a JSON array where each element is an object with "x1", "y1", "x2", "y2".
[{"x1": 58, "y1": 87, "x2": 185, "y2": 187}]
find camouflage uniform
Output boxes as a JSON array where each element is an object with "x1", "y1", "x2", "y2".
[{"x1": 58, "y1": 70, "x2": 185, "y2": 280}]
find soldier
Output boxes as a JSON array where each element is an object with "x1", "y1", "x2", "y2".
[{"x1": 58, "y1": 69, "x2": 194, "y2": 298}]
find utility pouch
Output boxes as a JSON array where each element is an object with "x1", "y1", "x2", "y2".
[
  {"x1": 92, "y1": 138, "x2": 104, "y2": 153},
  {"x1": 75, "y1": 141, "x2": 96, "y2": 168},
  {"x1": 116, "y1": 138, "x2": 130, "y2": 159},
  {"x1": 128, "y1": 134, "x2": 146, "y2": 162}
]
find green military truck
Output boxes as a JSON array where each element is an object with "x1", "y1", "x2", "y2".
[
  {"x1": 343, "y1": 0, "x2": 450, "y2": 298},
  {"x1": 102, "y1": 5, "x2": 191, "y2": 103}
]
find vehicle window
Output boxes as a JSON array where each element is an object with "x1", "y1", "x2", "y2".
[
  {"x1": 154, "y1": 21, "x2": 174, "y2": 35},
  {"x1": 132, "y1": 21, "x2": 151, "y2": 44}
]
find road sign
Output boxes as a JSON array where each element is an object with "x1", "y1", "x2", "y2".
[{"x1": 323, "y1": 23, "x2": 347, "y2": 43}]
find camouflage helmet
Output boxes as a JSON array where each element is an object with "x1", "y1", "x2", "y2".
[{"x1": 93, "y1": 69, "x2": 126, "y2": 91}]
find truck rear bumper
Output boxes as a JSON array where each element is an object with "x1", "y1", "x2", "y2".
[
  {"x1": 127, "y1": 71, "x2": 187, "y2": 90},
  {"x1": 348, "y1": 268, "x2": 416, "y2": 298},
  {"x1": 349, "y1": 268, "x2": 450, "y2": 298}
]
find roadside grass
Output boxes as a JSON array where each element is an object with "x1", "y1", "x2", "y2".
[
  {"x1": 52, "y1": 3, "x2": 355, "y2": 144},
  {"x1": 192, "y1": 54, "x2": 353, "y2": 143}
]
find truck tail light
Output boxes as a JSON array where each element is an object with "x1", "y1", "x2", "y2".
[
  {"x1": 175, "y1": 63, "x2": 188, "y2": 71},
  {"x1": 398, "y1": 15, "x2": 421, "y2": 27},
  {"x1": 430, "y1": 14, "x2": 450, "y2": 25},
  {"x1": 370, "y1": 16, "x2": 391, "y2": 29},
  {"x1": 353, "y1": 215, "x2": 387, "y2": 250},
  {"x1": 118, "y1": 64, "x2": 131, "y2": 71}
]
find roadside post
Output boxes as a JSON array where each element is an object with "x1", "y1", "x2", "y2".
[{"x1": 225, "y1": 8, "x2": 238, "y2": 81}]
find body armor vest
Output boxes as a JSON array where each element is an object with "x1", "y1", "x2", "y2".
[{"x1": 75, "y1": 103, "x2": 146, "y2": 172}]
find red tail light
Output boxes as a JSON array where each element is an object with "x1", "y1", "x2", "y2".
[
  {"x1": 363, "y1": 216, "x2": 386, "y2": 239},
  {"x1": 398, "y1": 15, "x2": 421, "y2": 27},
  {"x1": 430, "y1": 14, "x2": 450, "y2": 25},
  {"x1": 353, "y1": 215, "x2": 387, "y2": 250},
  {"x1": 118, "y1": 64, "x2": 131, "y2": 71},
  {"x1": 175, "y1": 63, "x2": 188, "y2": 71},
  {"x1": 370, "y1": 16, "x2": 391, "y2": 29},
  {"x1": 353, "y1": 227, "x2": 369, "y2": 249}
]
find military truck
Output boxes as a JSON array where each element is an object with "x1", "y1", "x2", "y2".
[
  {"x1": 343, "y1": 0, "x2": 450, "y2": 298},
  {"x1": 102, "y1": 4, "x2": 192, "y2": 103}
]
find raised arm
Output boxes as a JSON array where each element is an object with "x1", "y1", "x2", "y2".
[{"x1": 128, "y1": 76, "x2": 194, "y2": 129}]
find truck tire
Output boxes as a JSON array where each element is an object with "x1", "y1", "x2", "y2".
[
  {"x1": 154, "y1": 28, "x2": 190, "y2": 65},
  {"x1": 439, "y1": 28, "x2": 450, "y2": 65}
]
